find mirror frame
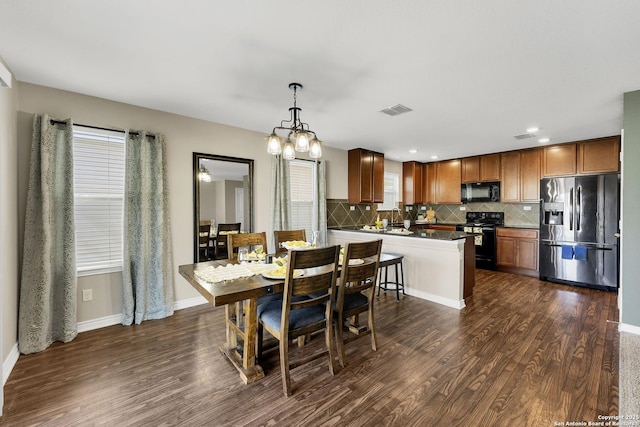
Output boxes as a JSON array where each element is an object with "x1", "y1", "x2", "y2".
[{"x1": 193, "y1": 152, "x2": 254, "y2": 263}]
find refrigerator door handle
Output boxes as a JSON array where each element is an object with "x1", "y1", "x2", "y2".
[
  {"x1": 577, "y1": 185, "x2": 581, "y2": 231},
  {"x1": 569, "y1": 187, "x2": 574, "y2": 231}
]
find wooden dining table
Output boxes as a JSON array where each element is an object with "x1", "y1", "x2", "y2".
[{"x1": 178, "y1": 259, "x2": 286, "y2": 384}]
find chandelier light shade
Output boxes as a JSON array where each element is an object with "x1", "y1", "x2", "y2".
[
  {"x1": 282, "y1": 138, "x2": 296, "y2": 160},
  {"x1": 266, "y1": 83, "x2": 322, "y2": 160},
  {"x1": 199, "y1": 165, "x2": 212, "y2": 182}
]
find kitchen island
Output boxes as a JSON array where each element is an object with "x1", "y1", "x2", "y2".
[{"x1": 328, "y1": 227, "x2": 475, "y2": 309}]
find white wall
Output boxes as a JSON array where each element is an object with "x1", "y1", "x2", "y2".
[{"x1": 15, "y1": 82, "x2": 349, "y2": 325}]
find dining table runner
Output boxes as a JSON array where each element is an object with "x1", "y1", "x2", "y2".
[{"x1": 195, "y1": 262, "x2": 276, "y2": 284}]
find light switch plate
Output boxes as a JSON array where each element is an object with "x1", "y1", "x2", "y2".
[
  {"x1": 350, "y1": 205, "x2": 355, "y2": 211},
  {"x1": 523, "y1": 205, "x2": 532, "y2": 211},
  {"x1": 460, "y1": 206, "x2": 466, "y2": 211},
  {"x1": 366, "y1": 206, "x2": 371, "y2": 210}
]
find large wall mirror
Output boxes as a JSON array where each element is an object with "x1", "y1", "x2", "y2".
[{"x1": 193, "y1": 153, "x2": 254, "y2": 263}]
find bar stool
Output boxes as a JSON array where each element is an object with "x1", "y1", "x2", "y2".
[{"x1": 377, "y1": 252, "x2": 405, "y2": 301}]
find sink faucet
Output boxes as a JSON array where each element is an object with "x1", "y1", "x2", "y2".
[{"x1": 392, "y1": 206, "x2": 402, "y2": 224}]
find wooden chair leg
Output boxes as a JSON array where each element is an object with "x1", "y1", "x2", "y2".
[
  {"x1": 257, "y1": 322, "x2": 264, "y2": 360},
  {"x1": 368, "y1": 300, "x2": 378, "y2": 351},
  {"x1": 335, "y1": 314, "x2": 346, "y2": 367},
  {"x1": 280, "y1": 340, "x2": 291, "y2": 397},
  {"x1": 325, "y1": 318, "x2": 336, "y2": 376}
]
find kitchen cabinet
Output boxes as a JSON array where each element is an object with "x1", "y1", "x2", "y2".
[
  {"x1": 501, "y1": 148, "x2": 540, "y2": 203},
  {"x1": 348, "y1": 148, "x2": 384, "y2": 203},
  {"x1": 402, "y1": 161, "x2": 423, "y2": 205},
  {"x1": 461, "y1": 154, "x2": 501, "y2": 183},
  {"x1": 435, "y1": 159, "x2": 461, "y2": 204},
  {"x1": 429, "y1": 224, "x2": 457, "y2": 231},
  {"x1": 422, "y1": 162, "x2": 436, "y2": 204},
  {"x1": 500, "y1": 151, "x2": 520, "y2": 203},
  {"x1": 520, "y1": 148, "x2": 541, "y2": 201},
  {"x1": 577, "y1": 136, "x2": 620, "y2": 174},
  {"x1": 542, "y1": 143, "x2": 577, "y2": 177},
  {"x1": 496, "y1": 228, "x2": 539, "y2": 277},
  {"x1": 542, "y1": 137, "x2": 620, "y2": 178}
]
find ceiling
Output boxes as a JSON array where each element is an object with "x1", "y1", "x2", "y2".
[{"x1": 2, "y1": 1, "x2": 640, "y2": 162}]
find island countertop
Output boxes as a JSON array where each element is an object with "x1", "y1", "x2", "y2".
[
  {"x1": 328, "y1": 229, "x2": 475, "y2": 310},
  {"x1": 329, "y1": 226, "x2": 469, "y2": 241}
]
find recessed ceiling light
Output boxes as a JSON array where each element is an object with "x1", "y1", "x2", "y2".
[
  {"x1": 430, "y1": 155, "x2": 439, "y2": 160},
  {"x1": 409, "y1": 149, "x2": 417, "y2": 154},
  {"x1": 538, "y1": 137, "x2": 550, "y2": 143},
  {"x1": 526, "y1": 127, "x2": 540, "y2": 133}
]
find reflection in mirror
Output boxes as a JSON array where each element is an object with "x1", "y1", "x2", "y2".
[{"x1": 193, "y1": 153, "x2": 253, "y2": 263}]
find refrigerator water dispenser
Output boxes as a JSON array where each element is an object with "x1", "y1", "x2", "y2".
[{"x1": 543, "y1": 202, "x2": 565, "y2": 225}]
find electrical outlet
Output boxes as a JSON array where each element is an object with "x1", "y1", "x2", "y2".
[
  {"x1": 460, "y1": 206, "x2": 467, "y2": 211},
  {"x1": 365, "y1": 206, "x2": 371, "y2": 210},
  {"x1": 350, "y1": 205, "x2": 355, "y2": 211},
  {"x1": 523, "y1": 205, "x2": 532, "y2": 211},
  {"x1": 82, "y1": 289, "x2": 93, "y2": 302}
]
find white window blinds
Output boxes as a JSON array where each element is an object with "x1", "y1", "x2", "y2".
[
  {"x1": 72, "y1": 127, "x2": 126, "y2": 275},
  {"x1": 378, "y1": 172, "x2": 399, "y2": 210},
  {"x1": 289, "y1": 160, "x2": 315, "y2": 237}
]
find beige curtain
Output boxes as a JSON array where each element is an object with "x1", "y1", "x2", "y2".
[
  {"x1": 19, "y1": 114, "x2": 77, "y2": 354},
  {"x1": 122, "y1": 130, "x2": 174, "y2": 325},
  {"x1": 269, "y1": 154, "x2": 291, "y2": 252}
]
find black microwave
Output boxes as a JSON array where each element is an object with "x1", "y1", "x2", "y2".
[{"x1": 461, "y1": 182, "x2": 500, "y2": 203}]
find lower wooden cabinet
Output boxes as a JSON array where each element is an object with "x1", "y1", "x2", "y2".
[{"x1": 496, "y1": 228, "x2": 539, "y2": 277}]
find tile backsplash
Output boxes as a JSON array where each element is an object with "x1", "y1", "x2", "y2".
[{"x1": 327, "y1": 199, "x2": 540, "y2": 228}]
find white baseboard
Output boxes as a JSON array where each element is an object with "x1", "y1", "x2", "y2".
[
  {"x1": 3, "y1": 343, "x2": 19, "y2": 386},
  {"x1": 173, "y1": 295, "x2": 208, "y2": 311},
  {"x1": 77, "y1": 313, "x2": 123, "y2": 333},
  {"x1": 3, "y1": 296, "x2": 210, "y2": 386},
  {"x1": 76, "y1": 296, "x2": 209, "y2": 333},
  {"x1": 620, "y1": 322, "x2": 640, "y2": 335},
  {"x1": 404, "y1": 289, "x2": 466, "y2": 310}
]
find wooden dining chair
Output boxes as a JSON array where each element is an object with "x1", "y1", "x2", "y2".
[
  {"x1": 215, "y1": 222, "x2": 241, "y2": 259},
  {"x1": 227, "y1": 232, "x2": 267, "y2": 261},
  {"x1": 274, "y1": 229, "x2": 306, "y2": 256},
  {"x1": 257, "y1": 245, "x2": 340, "y2": 397},
  {"x1": 334, "y1": 239, "x2": 382, "y2": 367},
  {"x1": 198, "y1": 223, "x2": 212, "y2": 260}
]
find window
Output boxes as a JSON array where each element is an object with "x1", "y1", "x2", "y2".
[
  {"x1": 73, "y1": 127, "x2": 126, "y2": 275},
  {"x1": 289, "y1": 159, "x2": 315, "y2": 237},
  {"x1": 378, "y1": 172, "x2": 400, "y2": 210}
]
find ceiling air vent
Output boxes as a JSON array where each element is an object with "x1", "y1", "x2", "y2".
[
  {"x1": 513, "y1": 133, "x2": 536, "y2": 140},
  {"x1": 380, "y1": 104, "x2": 413, "y2": 116}
]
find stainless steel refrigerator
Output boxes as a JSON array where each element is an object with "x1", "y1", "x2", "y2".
[{"x1": 539, "y1": 173, "x2": 620, "y2": 290}]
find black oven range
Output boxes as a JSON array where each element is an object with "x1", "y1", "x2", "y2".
[{"x1": 455, "y1": 211, "x2": 504, "y2": 270}]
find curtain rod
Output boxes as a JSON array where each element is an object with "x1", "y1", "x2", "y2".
[{"x1": 49, "y1": 119, "x2": 155, "y2": 137}]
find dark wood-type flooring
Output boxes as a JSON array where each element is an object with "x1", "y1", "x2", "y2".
[{"x1": 2, "y1": 270, "x2": 619, "y2": 426}]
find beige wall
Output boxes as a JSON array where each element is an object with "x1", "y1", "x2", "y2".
[
  {"x1": 15, "y1": 82, "x2": 349, "y2": 325},
  {"x1": 1, "y1": 58, "x2": 18, "y2": 364}
]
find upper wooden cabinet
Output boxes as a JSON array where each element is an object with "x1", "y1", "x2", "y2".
[
  {"x1": 435, "y1": 159, "x2": 461, "y2": 204},
  {"x1": 461, "y1": 154, "x2": 501, "y2": 183},
  {"x1": 500, "y1": 151, "x2": 521, "y2": 203},
  {"x1": 577, "y1": 136, "x2": 620, "y2": 174},
  {"x1": 423, "y1": 162, "x2": 436, "y2": 204},
  {"x1": 501, "y1": 149, "x2": 541, "y2": 203},
  {"x1": 520, "y1": 148, "x2": 541, "y2": 201},
  {"x1": 542, "y1": 136, "x2": 620, "y2": 177},
  {"x1": 542, "y1": 143, "x2": 577, "y2": 177},
  {"x1": 348, "y1": 148, "x2": 384, "y2": 204},
  {"x1": 402, "y1": 161, "x2": 423, "y2": 205}
]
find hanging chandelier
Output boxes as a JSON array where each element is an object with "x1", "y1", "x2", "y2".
[
  {"x1": 265, "y1": 83, "x2": 322, "y2": 160},
  {"x1": 198, "y1": 165, "x2": 212, "y2": 182}
]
